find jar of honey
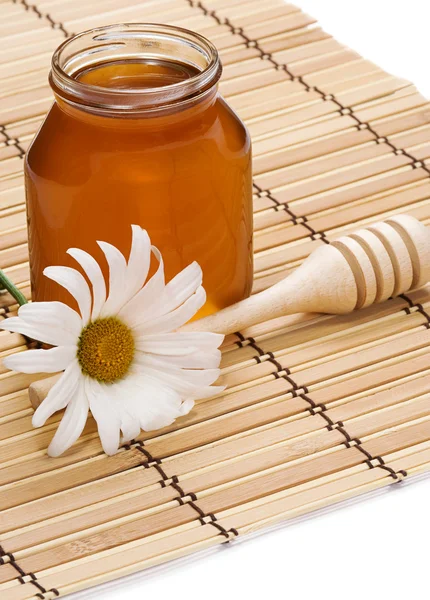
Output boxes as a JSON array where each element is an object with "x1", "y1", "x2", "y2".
[{"x1": 25, "y1": 24, "x2": 253, "y2": 318}]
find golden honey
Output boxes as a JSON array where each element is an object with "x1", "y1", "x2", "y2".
[{"x1": 25, "y1": 24, "x2": 253, "y2": 318}]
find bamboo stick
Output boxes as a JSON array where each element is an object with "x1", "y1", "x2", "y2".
[
  {"x1": 0, "y1": 391, "x2": 31, "y2": 419},
  {"x1": 252, "y1": 103, "x2": 430, "y2": 158},
  {"x1": 229, "y1": 59, "x2": 377, "y2": 108},
  {"x1": 147, "y1": 352, "x2": 430, "y2": 460},
  {"x1": 0, "y1": 227, "x2": 28, "y2": 252},
  {"x1": 223, "y1": 37, "x2": 344, "y2": 81},
  {"x1": 221, "y1": 313, "x2": 428, "y2": 385},
  {"x1": 221, "y1": 26, "x2": 331, "y2": 66},
  {"x1": 255, "y1": 140, "x2": 390, "y2": 191},
  {"x1": 262, "y1": 169, "x2": 425, "y2": 228},
  {"x1": 247, "y1": 70, "x2": 417, "y2": 133},
  {"x1": 254, "y1": 175, "x2": 430, "y2": 240},
  {"x1": 40, "y1": 0, "x2": 276, "y2": 25},
  {"x1": 0, "y1": 18, "x2": 49, "y2": 38},
  {"x1": 254, "y1": 110, "x2": 429, "y2": 187}
]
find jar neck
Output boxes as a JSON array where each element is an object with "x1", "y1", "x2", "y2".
[
  {"x1": 49, "y1": 23, "x2": 222, "y2": 119},
  {"x1": 53, "y1": 85, "x2": 219, "y2": 130}
]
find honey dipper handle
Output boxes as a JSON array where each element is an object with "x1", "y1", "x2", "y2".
[
  {"x1": 181, "y1": 278, "x2": 301, "y2": 335},
  {"x1": 182, "y1": 243, "x2": 358, "y2": 335}
]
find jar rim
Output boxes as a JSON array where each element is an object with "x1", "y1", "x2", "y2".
[{"x1": 50, "y1": 23, "x2": 222, "y2": 116}]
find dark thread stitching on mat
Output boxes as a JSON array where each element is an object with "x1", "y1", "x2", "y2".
[
  {"x1": 234, "y1": 330, "x2": 247, "y2": 348},
  {"x1": 13, "y1": 0, "x2": 69, "y2": 37},
  {"x1": 400, "y1": 294, "x2": 415, "y2": 309},
  {"x1": 234, "y1": 334, "x2": 301, "y2": 392},
  {"x1": 136, "y1": 444, "x2": 170, "y2": 482},
  {"x1": 0, "y1": 305, "x2": 11, "y2": 317},
  {"x1": 246, "y1": 337, "x2": 265, "y2": 358},
  {"x1": 0, "y1": 305, "x2": 40, "y2": 349},
  {"x1": 0, "y1": 124, "x2": 26, "y2": 159},
  {"x1": 0, "y1": 545, "x2": 59, "y2": 597},
  {"x1": 234, "y1": 330, "x2": 265, "y2": 357},
  {"x1": 128, "y1": 441, "x2": 238, "y2": 541},
  {"x1": 267, "y1": 353, "x2": 300, "y2": 395},
  {"x1": 400, "y1": 293, "x2": 430, "y2": 329},
  {"x1": 253, "y1": 184, "x2": 330, "y2": 244},
  {"x1": 298, "y1": 391, "x2": 407, "y2": 482},
  {"x1": 300, "y1": 383, "x2": 407, "y2": 482},
  {"x1": 298, "y1": 380, "x2": 407, "y2": 482}
]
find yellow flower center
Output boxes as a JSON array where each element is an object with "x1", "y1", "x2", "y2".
[{"x1": 77, "y1": 317, "x2": 135, "y2": 383}]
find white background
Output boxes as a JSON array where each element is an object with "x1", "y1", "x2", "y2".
[{"x1": 71, "y1": 2, "x2": 430, "y2": 599}]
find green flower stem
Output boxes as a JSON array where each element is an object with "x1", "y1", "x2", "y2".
[{"x1": 0, "y1": 268, "x2": 28, "y2": 307}]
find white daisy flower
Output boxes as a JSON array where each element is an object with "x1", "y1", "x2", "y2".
[{"x1": 1, "y1": 225, "x2": 224, "y2": 457}]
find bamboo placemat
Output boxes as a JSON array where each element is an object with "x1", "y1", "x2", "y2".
[{"x1": 1, "y1": 0, "x2": 430, "y2": 597}]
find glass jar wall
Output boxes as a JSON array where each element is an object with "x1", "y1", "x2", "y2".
[{"x1": 25, "y1": 24, "x2": 253, "y2": 318}]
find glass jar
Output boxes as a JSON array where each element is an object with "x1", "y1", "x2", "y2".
[{"x1": 25, "y1": 24, "x2": 253, "y2": 318}]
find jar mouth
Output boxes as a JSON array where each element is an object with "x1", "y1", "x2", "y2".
[{"x1": 50, "y1": 23, "x2": 222, "y2": 116}]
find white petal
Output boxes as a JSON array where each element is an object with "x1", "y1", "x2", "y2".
[
  {"x1": 125, "y1": 226, "x2": 151, "y2": 298},
  {"x1": 114, "y1": 393, "x2": 141, "y2": 441},
  {"x1": 68, "y1": 248, "x2": 106, "y2": 320},
  {"x1": 98, "y1": 241, "x2": 128, "y2": 316},
  {"x1": 44, "y1": 266, "x2": 92, "y2": 324},
  {"x1": 119, "y1": 411, "x2": 141, "y2": 443},
  {"x1": 86, "y1": 379, "x2": 121, "y2": 456},
  {"x1": 119, "y1": 247, "x2": 165, "y2": 328},
  {"x1": 152, "y1": 262, "x2": 202, "y2": 318},
  {"x1": 128, "y1": 377, "x2": 183, "y2": 431},
  {"x1": 18, "y1": 302, "x2": 82, "y2": 338},
  {"x1": 0, "y1": 317, "x2": 77, "y2": 347},
  {"x1": 136, "y1": 348, "x2": 221, "y2": 369},
  {"x1": 134, "y1": 286, "x2": 206, "y2": 336},
  {"x1": 136, "y1": 332, "x2": 224, "y2": 354},
  {"x1": 48, "y1": 378, "x2": 89, "y2": 457},
  {"x1": 133, "y1": 362, "x2": 223, "y2": 401},
  {"x1": 32, "y1": 360, "x2": 82, "y2": 427},
  {"x1": 3, "y1": 346, "x2": 76, "y2": 374},
  {"x1": 178, "y1": 398, "x2": 194, "y2": 416},
  {"x1": 136, "y1": 354, "x2": 220, "y2": 385},
  {"x1": 110, "y1": 379, "x2": 143, "y2": 442}
]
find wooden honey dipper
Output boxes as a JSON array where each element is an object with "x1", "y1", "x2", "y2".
[
  {"x1": 181, "y1": 214, "x2": 430, "y2": 333},
  {"x1": 28, "y1": 214, "x2": 430, "y2": 408}
]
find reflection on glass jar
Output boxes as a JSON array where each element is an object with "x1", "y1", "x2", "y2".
[{"x1": 25, "y1": 23, "x2": 253, "y2": 319}]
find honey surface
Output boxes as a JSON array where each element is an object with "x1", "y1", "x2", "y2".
[{"x1": 77, "y1": 59, "x2": 200, "y2": 88}]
